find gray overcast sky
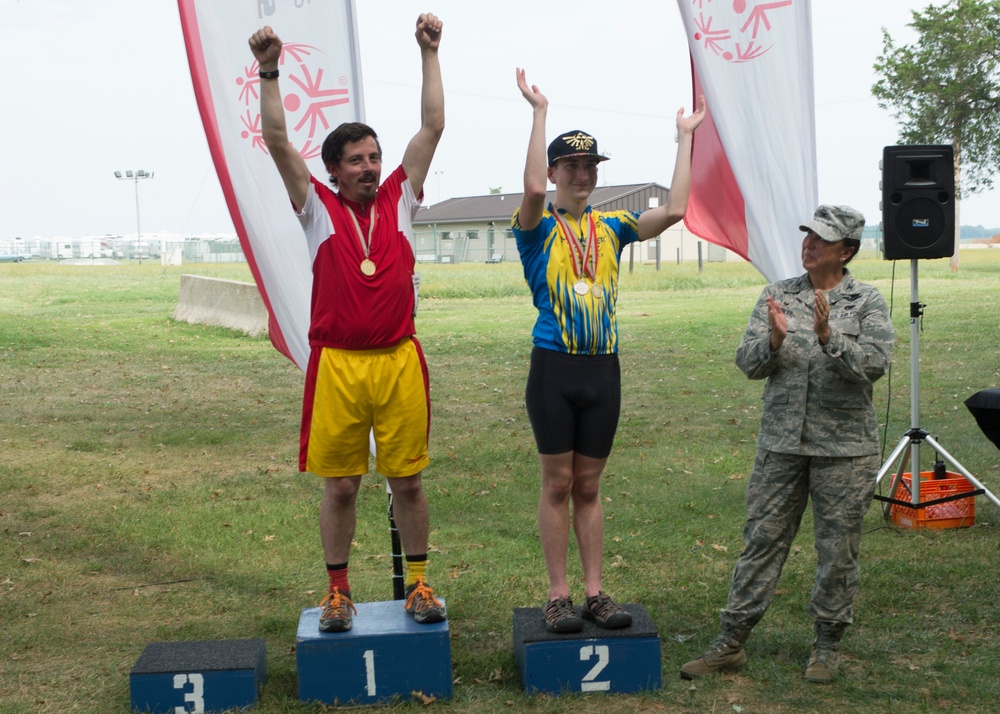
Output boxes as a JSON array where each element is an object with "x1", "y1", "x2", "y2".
[{"x1": 4, "y1": 0, "x2": 994, "y2": 240}]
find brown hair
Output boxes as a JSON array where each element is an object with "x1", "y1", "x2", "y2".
[
  {"x1": 321, "y1": 122, "x2": 382, "y2": 186},
  {"x1": 843, "y1": 238, "x2": 861, "y2": 265}
]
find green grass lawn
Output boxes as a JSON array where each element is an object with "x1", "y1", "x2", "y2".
[{"x1": 1, "y1": 252, "x2": 998, "y2": 713}]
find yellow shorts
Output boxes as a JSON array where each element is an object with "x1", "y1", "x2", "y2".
[{"x1": 300, "y1": 338, "x2": 430, "y2": 478}]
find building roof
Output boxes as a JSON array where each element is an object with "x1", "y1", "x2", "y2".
[{"x1": 414, "y1": 182, "x2": 671, "y2": 225}]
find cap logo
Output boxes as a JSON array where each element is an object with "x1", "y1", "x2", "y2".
[{"x1": 562, "y1": 132, "x2": 596, "y2": 152}]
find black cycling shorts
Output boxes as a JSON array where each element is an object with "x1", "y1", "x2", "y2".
[{"x1": 524, "y1": 346, "x2": 621, "y2": 458}]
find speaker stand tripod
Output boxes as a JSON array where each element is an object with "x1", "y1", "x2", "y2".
[{"x1": 875, "y1": 260, "x2": 1000, "y2": 514}]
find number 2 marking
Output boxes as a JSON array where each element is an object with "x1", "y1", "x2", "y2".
[
  {"x1": 579, "y1": 645, "x2": 610, "y2": 692},
  {"x1": 172, "y1": 673, "x2": 205, "y2": 713}
]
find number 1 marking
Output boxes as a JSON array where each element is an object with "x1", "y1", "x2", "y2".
[
  {"x1": 579, "y1": 645, "x2": 610, "y2": 692},
  {"x1": 363, "y1": 649, "x2": 377, "y2": 696}
]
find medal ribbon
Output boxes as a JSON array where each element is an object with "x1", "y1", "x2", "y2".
[
  {"x1": 342, "y1": 198, "x2": 376, "y2": 261},
  {"x1": 550, "y1": 204, "x2": 597, "y2": 281}
]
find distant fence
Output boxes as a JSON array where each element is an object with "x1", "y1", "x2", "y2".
[
  {"x1": 173, "y1": 274, "x2": 267, "y2": 337},
  {"x1": 0, "y1": 237, "x2": 249, "y2": 264}
]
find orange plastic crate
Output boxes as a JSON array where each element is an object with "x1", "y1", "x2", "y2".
[{"x1": 890, "y1": 471, "x2": 976, "y2": 529}]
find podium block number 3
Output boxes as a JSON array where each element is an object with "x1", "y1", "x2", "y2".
[
  {"x1": 579, "y1": 645, "x2": 610, "y2": 692},
  {"x1": 172, "y1": 673, "x2": 205, "y2": 713}
]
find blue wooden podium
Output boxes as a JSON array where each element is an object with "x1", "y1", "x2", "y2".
[
  {"x1": 296, "y1": 599, "x2": 452, "y2": 705},
  {"x1": 129, "y1": 638, "x2": 266, "y2": 713},
  {"x1": 513, "y1": 604, "x2": 661, "y2": 695}
]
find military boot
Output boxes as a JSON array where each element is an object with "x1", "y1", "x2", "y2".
[
  {"x1": 804, "y1": 620, "x2": 847, "y2": 684},
  {"x1": 680, "y1": 627, "x2": 751, "y2": 679}
]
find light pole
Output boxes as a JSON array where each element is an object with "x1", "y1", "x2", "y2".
[
  {"x1": 434, "y1": 169, "x2": 444, "y2": 205},
  {"x1": 114, "y1": 169, "x2": 154, "y2": 263}
]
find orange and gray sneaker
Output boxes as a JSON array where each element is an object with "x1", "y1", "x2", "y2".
[
  {"x1": 404, "y1": 577, "x2": 446, "y2": 624},
  {"x1": 318, "y1": 587, "x2": 357, "y2": 633}
]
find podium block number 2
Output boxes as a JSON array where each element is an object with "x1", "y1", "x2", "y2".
[
  {"x1": 579, "y1": 645, "x2": 610, "y2": 692},
  {"x1": 172, "y1": 673, "x2": 205, "y2": 713}
]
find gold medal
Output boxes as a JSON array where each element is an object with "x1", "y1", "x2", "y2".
[
  {"x1": 341, "y1": 195, "x2": 378, "y2": 277},
  {"x1": 552, "y1": 204, "x2": 600, "y2": 295}
]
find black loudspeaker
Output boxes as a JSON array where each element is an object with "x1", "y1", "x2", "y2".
[{"x1": 881, "y1": 145, "x2": 955, "y2": 260}]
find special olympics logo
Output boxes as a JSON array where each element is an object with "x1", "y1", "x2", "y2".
[
  {"x1": 689, "y1": 0, "x2": 794, "y2": 63},
  {"x1": 237, "y1": 43, "x2": 351, "y2": 158}
]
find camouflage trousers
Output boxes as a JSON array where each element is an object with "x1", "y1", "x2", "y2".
[{"x1": 720, "y1": 449, "x2": 879, "y2": 632}]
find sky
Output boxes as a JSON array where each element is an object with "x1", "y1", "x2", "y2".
[{"x1": 4, "y1": 0, "x2": 994, "y2": 241}]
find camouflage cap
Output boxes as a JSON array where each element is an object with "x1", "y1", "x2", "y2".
[
  {"x1": 799, "y1": 205, "x2": 865, "y2": 243},
  {"x1": 547, "y1": 130, "x2": 610, "y2": 167}
]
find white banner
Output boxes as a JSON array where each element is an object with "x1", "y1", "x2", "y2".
[
  {"x1": 178, "y1": 0, "x2": 364, "y2": 370},
  {"x1": 677, "y1": 0, "x2": 817, "y2": 282}
]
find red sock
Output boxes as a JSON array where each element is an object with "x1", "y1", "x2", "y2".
[{"x1": 326, "y1": 563, "x2": 350, "y2": 595}]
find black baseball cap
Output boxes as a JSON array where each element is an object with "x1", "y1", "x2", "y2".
[{"x1": 547, "y1": 130, "x2": 610, "y2": 167}]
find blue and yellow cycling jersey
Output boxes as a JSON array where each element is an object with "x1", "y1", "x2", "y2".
[{"x1": 512, "y1": 204, "x2": 640, "y2": 355}]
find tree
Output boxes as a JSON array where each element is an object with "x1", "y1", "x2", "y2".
[
  {"x1": 489, "y1": 186, "x2": 503, "y2": 194},
  {"x1": 872, "y1": 0, "x2": 1000, "y2": 270}
]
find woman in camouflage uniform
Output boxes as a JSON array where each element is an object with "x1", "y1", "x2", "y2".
[{"x1": 681, "y1": 205, "x2": 894, "y2": 684}]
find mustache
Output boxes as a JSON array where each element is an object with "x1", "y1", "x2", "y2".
[{"x1": 360, "y1": 171, "x2": 377, "y2": 183}]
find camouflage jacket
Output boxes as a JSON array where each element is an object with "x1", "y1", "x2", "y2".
[{"x1": 735, "y1": 270, "x2": 894, "y2": 456}]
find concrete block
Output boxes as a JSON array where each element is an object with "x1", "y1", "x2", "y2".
[{"x1": 173, "y1": 274, "x2": 268, "y2": 337}]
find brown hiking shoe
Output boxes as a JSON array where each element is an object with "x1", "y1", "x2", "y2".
[
  {"x1": 318, "y1": 587, "x2": 357, "y2": 633},
  {"x1": 582, "y1": 591, "x2": 632, "y2": 629},
  {"x1": 544, "y1": 596, "x2": 584, "y2": 633},
  {"x1": 680, "y1": 636, "x2": 747, "y2": 679}
]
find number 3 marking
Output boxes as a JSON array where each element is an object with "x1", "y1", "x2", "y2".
[
  {"x1": 579, "y1": 645, "x2": 610, "y2": 692},
  {"x1": 172, "y1": 673, "x2": 205, "y2": 713}
]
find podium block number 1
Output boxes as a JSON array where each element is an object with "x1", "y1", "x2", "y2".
[
  {"x1": 172, "y1": 673, "x2": 205, "y2": 713},
  {"x1": 579, "y1": 645, "x2": 610, "y2": 692},
  {"x1": 363, "y1": 649, "x2": 377, "y2": 697}
]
